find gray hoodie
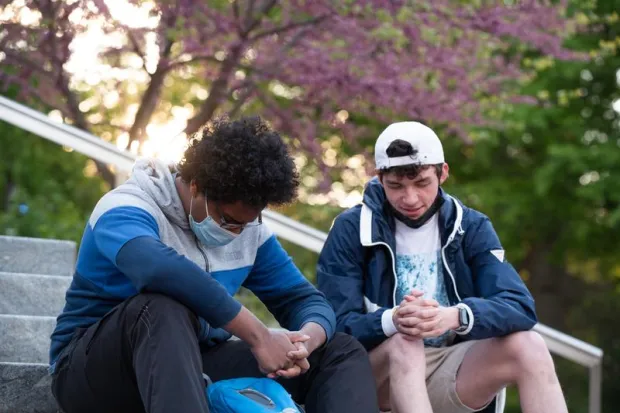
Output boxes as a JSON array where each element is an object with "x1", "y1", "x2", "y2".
[{"x1": 50, "y1": 158, "x2": 336, "y2": 366}]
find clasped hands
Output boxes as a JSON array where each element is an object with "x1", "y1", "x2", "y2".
[
  {"x1": 392, "y1": 289, "x2": 459, "y2": 340},
  {"x1": 250, "y1": 330, "x2": 311, "y2": 379}
]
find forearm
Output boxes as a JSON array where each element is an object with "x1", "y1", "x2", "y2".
[
  {"x1": 261, "y1": 282, "x2": 336, "y2": 340},
  {"x1": 223, "y1": 306, "x2": 271, "y2": 347},
  {"x1": 300, "y1": 322, "x2": 327, "y2": 354},
  {"x1": 461, "y1": 295, "x2": 537, "y2": 339},
  {"x1": 117, "y1": 237, "x2": 242, "y2": 327}
]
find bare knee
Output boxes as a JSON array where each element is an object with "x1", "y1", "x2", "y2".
[
  {"x1": 386, "y1": 334, "x2": 425, "y2": 372},
  {"x1": 501, "y1": 331, "x2": 555, "y2": 377}
]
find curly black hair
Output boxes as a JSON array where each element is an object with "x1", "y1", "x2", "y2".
[
  {"x1": 177, "y1": 116, "x2": 300, "y2": 208},
  {"x1": 378, "y1": 139, "x2": 442, "y2": 179}
]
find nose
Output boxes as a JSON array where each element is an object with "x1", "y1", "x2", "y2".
[{"x1": 402, "y1": 187, "x2": 419, "y2": 206}]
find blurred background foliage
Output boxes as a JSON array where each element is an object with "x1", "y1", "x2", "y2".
[{"x1": 2, "y1": 0, "x2": 620, "y2": 411}]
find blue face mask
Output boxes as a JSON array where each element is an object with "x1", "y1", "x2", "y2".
[{"x1": 189, "y1": 195, "x2": 238, "y2": 248}]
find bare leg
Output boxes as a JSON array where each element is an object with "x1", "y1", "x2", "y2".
[
  {"x1": 369, "y1": 334, "x2": 432, "y2": 413},
  {"x1": 456, "y1": 331, "x2": 568, "y2": 413}
]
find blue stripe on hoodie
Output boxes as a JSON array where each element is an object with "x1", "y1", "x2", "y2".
[{"x1": 50, "y1": 204, "x2": 335, "y2": 366}]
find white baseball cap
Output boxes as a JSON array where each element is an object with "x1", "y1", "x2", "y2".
[{"x1": 374, "y1": 121, "x2": 444, "y2": 169}]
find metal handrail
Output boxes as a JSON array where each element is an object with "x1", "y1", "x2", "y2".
[
  {"x1": 0, "y1": 95, "x2": 603, "y2": 413},
  {"x1": 0, "y1": 96, "x2": 135, "y2": 171}
]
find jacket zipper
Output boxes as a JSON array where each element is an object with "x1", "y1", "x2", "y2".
[
  {"x1": 440, "y1": 196, "x2": 464, "y2": 303},
  {"x1": 194, "y1": 236, "x2": 211, "y2": 272},
  {"x1": 194, "y1": 235, "x2": 210, "y2": 338},
  {"x1": 362, "y1": 197, "x2": 464, "y2": 306}
]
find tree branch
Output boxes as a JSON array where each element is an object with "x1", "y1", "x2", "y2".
[
  {"x1": 232, "y1": 0, "x2": 241, "y2": 29},
  {"x1": 127, "y1": 31, "x2": 148, "y2": 72},
  {"x1": 249, "y1": 13, "x2": 332, "y2": 42},
  {"x1": 243, "y1": 0, "x2": 258, "y2": 34},
  {"x1": 184, "y1": 43, "x2": 246, "y2": 136},
  {"x1": 127, "y1": 37, "x2": 175, "y2": 145},
  {"x1": 42, "y1": 0, "x2": 118, "y2": 188},
  {"x1": 167, "y1": 54, "x2": 220, "y2": 71},
  {"x1": 228, "y1": 82, "x2": 257, "y2": 118},
  {"x1": 242, "y1": 0, "x2": 278, "y2": 37},
  {"x1": 56, "y1": 72, "x2": 116, "y2": 187}
]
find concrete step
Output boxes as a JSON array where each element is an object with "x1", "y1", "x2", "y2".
[
  {"x1": 0, "y1": 235, "x2": 75, "y2": 277},
  {"x1": 0, "y1": 272, "x2": 70, "y2": 317},
  {"x1": 0, "y1": 362, "x2": 58, "y2": 413},
  {"x1": 0, "y1": 315, "x2": 55, "y2": 364}
]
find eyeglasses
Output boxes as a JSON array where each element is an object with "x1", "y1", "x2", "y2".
[{"x1": 208, "y1": 197, "x2": 263, "y2": 233}]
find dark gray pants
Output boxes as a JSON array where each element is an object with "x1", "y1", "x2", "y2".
[{"x1": 51, "y1": 293, "x2": 378, "y2": 413}]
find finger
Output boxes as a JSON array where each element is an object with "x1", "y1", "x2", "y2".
[
  {"x1": 416, "y1": 318, "x2": 441, "y2": 332},
  {"x1": 276, "y1": 365, "x2": 302, "y2": 378},
  {"x1": 296, "y1": 358, "x2": 310, "y2": 372},
  {"x1": 288, "y1": 348, "x2": 310, "y2": 359},
  {"x1": 417, "y1": 307, "x2": 440, "y2": 319},
  {"x1": 409, "y1": 289, "x2": 425, "y2": 297},
  {"x1": 397, "y1": 327, "x2": 422, "y2": 337},
  {"x1": 396, "y1": 304, "x2": 422, "y2": 316},
  {"x1": 267, "y1": 372, "x2": 277, "y2": 378},
  {"x1": 286, "y1": 332, "x2": 311, "y2": 343},
  {"x1": 397, "y1": 316, "x2": 423, "y2": 328},
  {"x1": 403, "y1": 293, "x2": 423, "y2": 302},
  {"x1": 419, "y1": 299, "x2": 439, "y2": 307}
]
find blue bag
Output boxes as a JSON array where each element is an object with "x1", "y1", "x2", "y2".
[{"x1": 205, "y1": 374, "x2": 301, "y2": 413}]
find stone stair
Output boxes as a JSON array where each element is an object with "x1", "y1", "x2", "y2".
[{"x1": 0, "y1": 235, "x2": 75, "y2": 413}]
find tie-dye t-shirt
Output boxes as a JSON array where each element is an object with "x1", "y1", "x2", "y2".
[{"x1": 394, "y1": 214, "x2": 451, "y2": 347}]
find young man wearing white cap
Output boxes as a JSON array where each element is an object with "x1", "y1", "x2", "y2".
[{"x1": 317, "y1": 122, "x2": 568, "y2": 413}]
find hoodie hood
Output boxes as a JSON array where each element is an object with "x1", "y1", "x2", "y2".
[
  {"x1": 362, "y1": 177, "x2": 388, "y2": 215},
  {"x1": 128, "y1": 158, "x2": 190, "y2": 230}
]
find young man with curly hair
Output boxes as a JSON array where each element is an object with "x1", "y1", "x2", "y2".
[
  {"x1": 318, "y1": 122, "x2": 568, "y2": 413},
  {"x1": 49, "y1": 117, "x2": 378, "y2": 413}
]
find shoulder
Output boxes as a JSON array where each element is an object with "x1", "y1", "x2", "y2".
[
  {"x1": 447, "y1": 196, "x2": 490, "y2": 231},
  {"x1": 89, "y1": 185, "x2": 161, "y2": 229},
  {"x1": 331, "y1": 204, "x2": 362, "y2": 233}
]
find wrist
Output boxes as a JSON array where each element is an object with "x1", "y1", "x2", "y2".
[
  {"x1": 246, "y1": 319, "x2": 271, "y2": 348},
  {"x1": 225, "y1": 307, "x2": 271, "y2": 348},
  {"x1": 446, "y1": 306, "x2": 460, "y2": 331},
  {"x1": 300, "y1": 322, "x2": 326, "y2": 353},
  {"x1": 250, "y1": 326, "x2": 272, "y2": 348},
  {"x1": 383, "y1": 308, "x2": 398, "y2": 337}
]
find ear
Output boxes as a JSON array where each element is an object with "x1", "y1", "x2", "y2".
[
  {"x1": 439, "y1": 163, "x2": 450, "y2": 185},
  {"x1": 376, "y1": 171, "x2": 384, "y2": 185}
]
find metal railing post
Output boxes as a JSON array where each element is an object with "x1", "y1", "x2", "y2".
[{"x1": 589, "y1": 363, "x2": 602, "y2": 413}]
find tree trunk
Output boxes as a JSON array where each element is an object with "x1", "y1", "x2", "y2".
[
  {"x1": 184, "y1": 44, "x2": 245, "y2": 136},
  {"x1": 128, "y1": 39, "x2": 174, "y2": 145},
  {"x1": 58, "y1": 74, "x2": 117, "y2": 188},
  {"x1": 128, "y1": 67, "x2": 168, "y2": 145}
]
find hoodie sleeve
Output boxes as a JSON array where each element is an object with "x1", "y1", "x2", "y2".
[
  {"x1": 93, "y1": 206, "x2": 242, "y2": 328},
  {"x1": 459, "y1": 215, "x2": 538, "y2": 339},
  {"x1": 244, "y1": 229, "x2": 336, "y2": 341},
  {"x1": 317, "y1": 211, "x2": 389, "y2": 350}
]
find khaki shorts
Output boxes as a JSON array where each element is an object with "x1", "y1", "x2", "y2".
[{"x1": 425, "y1": 340, "x2": 492, "y2": 413}]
